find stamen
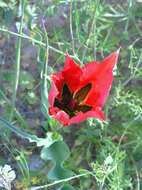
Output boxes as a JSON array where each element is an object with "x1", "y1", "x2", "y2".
[{"x1": 54, "y1": 83, "x2": 92, "y2": 118}]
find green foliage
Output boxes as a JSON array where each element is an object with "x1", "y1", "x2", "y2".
[
  {"x1": 41, "y1": 141, "x2": 74, "y2": 180},
  {"x1": 0, "y1": 0, "x2": 142, "y2": 189},
  {"x1": 0, "y1": 0, "x2": 17, "y2": 25},
  {"x1": 93, "y1": 138, "x2": 132, "y2": 190}
]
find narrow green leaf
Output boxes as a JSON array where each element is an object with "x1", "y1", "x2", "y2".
[{"x1": 0, "y1": 117, "x2": 61, "y2": 147}]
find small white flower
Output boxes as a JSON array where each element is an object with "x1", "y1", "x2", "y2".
[{"x1": 0, "y1": 164, "x2": 16, "y2": 190}]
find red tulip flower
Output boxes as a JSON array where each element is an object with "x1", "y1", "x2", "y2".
[{"x1": 48, "y1": 51, "x2": 119, "y2": 126}]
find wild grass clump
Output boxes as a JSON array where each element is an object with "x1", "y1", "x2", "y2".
[{"x1": 0, "y1": 0, "x2": 142, "y2": 189}]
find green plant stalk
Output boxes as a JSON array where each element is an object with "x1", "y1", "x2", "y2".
[
  {"x1": 70, "y1": 0, "x2": 75, "y2": 55},
  {"x1": 41, "y1": 22, "x2": 49, "y2": 115},
  {"x1": 81, "y1": 0, "x2": 100, "y2": 62},
  {"x1": 30, "y1": 171, "x2": 95, "y2": 190},
  {"x1": 17, "y1": 151, "x2": 30, "y2": 186},
  {"x1": 0, "y1": 89, "x2": 29, "y2": 128},
  {"x1": 0, "y1": 28, "x2": 84, "y2": 61},
  {"x1": 0, "y1": 28, "x2": 65, "y2": 55},
  {"x1": 10, "y1": 0, "x2": 26, "y2": 120}
]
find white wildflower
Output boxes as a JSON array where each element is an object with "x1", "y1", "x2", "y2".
[{"x1": 0, "y1": 164, "x2": 16, "y2": 190}]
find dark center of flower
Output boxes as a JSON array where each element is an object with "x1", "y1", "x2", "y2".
[{"x1": 54, "y1": 83, "x2": 92, "y2": 117}]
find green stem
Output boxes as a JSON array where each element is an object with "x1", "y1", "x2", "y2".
[
  {"x1": 10, "y1": 0, "x2": 25, "y2": 120},
  {"x1": 30, "y1": 171, "x2": 95, "y2": 190},
  {"x1": 0, "y1": 89, "x2": 28, "y2": 128},
  {"x1": 0, "y1": 28, "x2": 65, "y2": 55}
]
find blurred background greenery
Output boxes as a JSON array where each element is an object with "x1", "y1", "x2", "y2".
[{"x1": 0, "y1": 0, "x2": 142, "y2": 189}]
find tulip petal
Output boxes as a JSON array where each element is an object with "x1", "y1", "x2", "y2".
[
  {"x1": 50, "y1": 108, "x2": 70, "y2": 126},
  {"x1": 48, "y1": 82, "x2": 59, "y2": 107},
  {"x1": 81, "y1": 50, "x2": 119, "y2": 84},
  {"x1": 83, "y1": 51, "x2": 119, "y2": 107},
  {"x1": 62, "y1": 54, "x2": 82, "y2": 92},
  {"x1": 69, "y1": 107, "x2": 105, "y2": 125},
  {"x1": 48, "y1": 51, "x2": 119, "y2": 126}
]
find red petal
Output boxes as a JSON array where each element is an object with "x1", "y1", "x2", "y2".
[
  {"x1": 48, "y1": 51, "x2": 119, "y2": 126},
  {"x1": 68, "y1": 107, "x2": 105, "y2": 125},
  {"x1": 62, "y1": 54, "x2": 82, "y2": 92},
  {"x1": 49, "y1": 107, "x2": 70, "y2": 126},
  {"x1": 49, "y1": 106, "x2": 105, "y2": 126},
  {"x1": 99, "y1": 49, "x2": 119, "y2": 73},
  {"x1": 82, "y1": 50, "x2": 119, "y2": 107},
  {"x1": 48, "y1": 81, "x2": 59, "y2": 106},
  {"x1": 52, "y1": 72, "x2": 64, "y2": 97},
  {"x1": 48, "y1": 71, "x2": 65, "y2": 107}
]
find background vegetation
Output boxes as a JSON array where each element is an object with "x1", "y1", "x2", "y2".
[{"x1": 0, "y1": 0, "x2": 142, "y2": 189}]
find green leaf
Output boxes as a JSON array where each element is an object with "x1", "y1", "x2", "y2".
[
  {"x1": 0, "y1": 117, "x2": 74, "y2": 182},
  {"x1": 0, "y1": 117, "x2": 60, "y2": 147},
  {"x1": 36, "y1": 132, "x2": 62, "y2": 147},
  {"x1": 41, "y1": 141, "x2": 74, "y2": 180}
]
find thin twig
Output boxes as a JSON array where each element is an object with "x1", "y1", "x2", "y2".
[{"x1": 0, "y1": 89, "x2": 29, "y2": 128}]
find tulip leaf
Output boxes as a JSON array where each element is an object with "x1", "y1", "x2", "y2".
[
  {"x1": 41, "y1": 141, "x2": 74, "y2": 180},
  {"x1": 0, "y1": 117, "x2": 61, "y2": 147},
  {"x1": 0, "y1": 117, "x2": 74, "y2": 187}
]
